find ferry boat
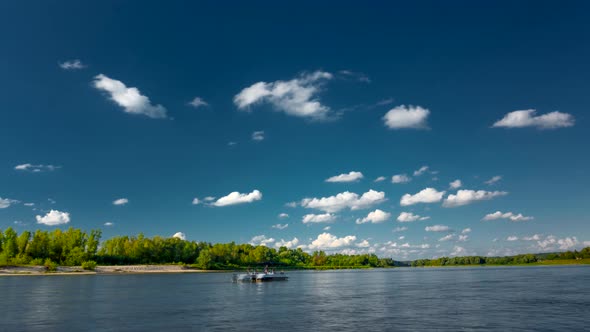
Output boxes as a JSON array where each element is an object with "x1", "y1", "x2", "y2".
[{"x1": 232, "y1": 267, "x2": 288, "y2": 282}]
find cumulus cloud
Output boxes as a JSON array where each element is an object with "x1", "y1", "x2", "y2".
[
  {"x1": 450, "y1": 246, "x2": 469, "y2": 257},
  {"x1": 252, "y1": 131, "x2": 265, "y2": 141},
  {"x1": 172, "y1": 232, "x2": 186, "y2": 240},
  {"x1": 36, "y1": 210, "x2": 70, "y2": 226},
  {"x1": 272, "y1": 223, "x2": 289, "y2": 230},
  {"x1": 413, "y1": 166, "x2": 429, "y2": 176},
  {"x1": 383, "y1": 105, "x2": 430, "y2": 129},
  {"x1": 301, "y1": 190, "x2": 386, "y2": 213},
  {"x1": 458, "y1": 235, "x2": 469, "y2": 242},
  {"x1": 492, "y1": 109, "x2": 574, "y2": 129},
  {"x1": 484, "y1": 176, "x2": 502, "y2": 185},
  {"x1": 302, "y1": 213, "x2": 336, "y2": 224},
  {"x1": 425, "y1": 225, "x2": 450, "y2": 232},
  {"x1": 461, "y1": 228, "x2": 471, "y2": 234},
  {"x1": 59, "y1": 59, "x2": 86, "y2": 70},
  {"x1": 93, "y1": 74, "x2": 167, "y2": 119},
  {"x1": 325, "y1": 171, "x2": 364, "y2": 183},
  {"x1": 356, "y1": 239, "x2": 370, "y2": 248},
  {"x1": 113, "y1": 198, "x2": 129, "y2": 206},
  {"x1": 392, "y1": 174, "x2": 411, "y2": 184},
  {"x1": 439, "y1": 234, "x2": 455, "y2": 242},
  {"x1": 356, "y1": 209, "x2": 391, "y2": 224},
  {"x1": 397, "y1": 212, "x2": 429, "y2": 223},
  {"x1": 14, "y1": 164, "x2": 60, "y2": 172},
  {"x1": 278, "y1": 213, "x2": 289, "y2": 219},
  {"x1": 275, "y1": 237, "x2": 299, "y2": 249},
  {"x1": 374, "y1": 176, "x2": 386, "y2": 182},
  {"x1": 188, "y1": 97, "x2": 208, "y2": 109},
  {"x1": 400, "y1": 188, "x2": 445, "y2": 206},
  {"x1": 536, "y1": 235, "x2": 579, "y2": 251},
  {"x1": 522, "y1": 234, "x2": 542, "y2": 241},
  {"x1": 482, "y1": 211, "x2": 533, "y2": 222},
  {"x1": 212, "y1": 190, "x2": 262, "y2": 207},
  {"x1": 449, "y1": 179, "x2": 462, "y2": 189},
  {"x1": 250, "y1": 235, "x2": 275, "y2": 246},
  {"x1": 307, "y1": 232, "x2": 357, "y2": 250},
  {"x1": 506, "y1": 236, "x2": 519, "y2": 241},
  {"x1": 234, "y1": 71, "x2": 333, "y2": 120},
  {"x1": 443, "y1": 190, "x2": 507, "y2": 207},
  {"x1": 0, "y1": 197, "x2": 19, "y2": 209}
]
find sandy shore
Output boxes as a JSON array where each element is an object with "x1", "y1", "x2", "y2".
[{"x1": 0, "y1": 265, "x2": 210, "y2": 276}]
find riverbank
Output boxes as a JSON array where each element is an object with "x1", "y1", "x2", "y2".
[{"x1": 0, "y1": 265, "x2": 209, "y2": 276}]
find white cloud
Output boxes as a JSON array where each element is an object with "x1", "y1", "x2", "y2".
[
  {"x1": 24, "y1": 203, "x2": 35, "y2": 207},
  {"x1": 250, "y1": 235, "x2": 275, "y2": 246},
  {"x1": 227, "y1": 141, "x2": 237, "y2": 146},
  {"x1": 338, "y1": 70, "x2": 370, "y2": 83},
  {"x1": 278, "y1": 213, "x2": 289, "y2": 219},
  {"x1": 301, "y1": 189, "x2": 386, "y2": 213},
  {"x1": 506, "y1": 236, "x2": 519, "y2": 241},
  {"x1": 192, "y1": 198, "x2": 201, "y2": 205},
  {"x1": 252, "y1": 131, "x2": 265, "y2": 141},
  {"x1": 0, "y1": 197, "x2": 19, "y2": 209},
  {"x1": 285, "y1": 201, "x2": 298, "y2": 208},
  {"x1": 325, "y1": 171, "x2": 364, "y2": 183},
  {"x1": 399, "y1": 236, "x2": 405, "y2": 240},
  {"x1": 484, "y1": 175, "x2": 502, "y2": 185},
  {"x1": 400, "y1": 188, "x2": 445, "y2": 206},
  {"x1": 93, "y1": 74, "x2": 167, "y2": 119},
  {"x1": 234, "y1": 71, "x2": 333, "y2": 120},
  {"x1": 275, "y1": 237, "x2": 299, "y2": 249},
  {"x1": 323, "y1": 226, "x2": 331, "y2": 231},
  {"x1": 302, "y1": 213, "x2": 336, "y2": 224},
  {"x1": 492, "y1": 109, "x2": 574, "y2": 129},
  {"x1": 458, "y1": 235, "x2": 469, "y2": 242},
  {"x1": 307, "y1": 232, "x2": 357, "y2": 250},
  {"x1": 393, "y1": 226, "x2": 408, "y2": 233},
  {"x1": 443, "y1": 190, "x2": 507, "y2": 208},
  {"x1": 374, "y1": 176, "x2": 386, "y2": 182},
  {"x1": 14, "y1": 164, "x2": 60, "y2": 172},
  {"x1": 356, "y1": 239, "x2": 370, "y2": 248},
  {"x1": 522, "y1": 234, "x2": 542, "y2": 241},
  {"x1": 113, "y1": 198, "x2": 129, "y2": 206},
  {"x1": 172, "y1": 232, "x2": 186, "y2": 240},
  {"x1": 439, "y1": 234, "x2": 455, "y2": 242},
  {"x1": 356, "y1": 209, "x2": 391, "y2": 224},
  {"x1": 449, "y1": 179, "x2": 462, "y2": 189},
  {"x1": 36, "y1": 210, "x2": 70, "y2": 226},
  {"x1": 383, "y1": 105, "x2": 430, "y2": 129},
  {"x1": 397, "y1": 212, "x2": 429, "y2": 223},
  {"x1": 212, "y1": 190, "x2": 262, "y2": 207},
  {"x1": 583, "y1": 241, "x2": 590, "y2": 247},
  {"x1": 450, "y1": 246, "x2": 468, "y2": 257},
  {"x1": 425, "y1": 225, "x2": 450, "y2": 232},
  {"x1": 413, "y1": 166, "x2": 429, "y2": 176},
  {"x1": 392, "y1": 174, "x2": 411, "y2": 184},
  {"x1": 203, "y1": 196, "x2": 216, "y2": 202},
  {"x1": 59, "y1": 59, "x2": 86, "y2": 70},
  {"x1": 536, "y1": 235, "x2": 579, "y2": 250},
  {"x1": 272, "y1": 223, "x2": 289, "y2": 230},
  {"x1": 104, "y1": 222, "x2": 114, "y2": 227},
  {"x1": 188, "y1": 97, "x2": 208, "y2": 108},
  {"x1": 482, "y1": 211, "x2": 533, "y2": 222},
  {"x1": 461, "y1": 228, "x2": 471, "y2": 234}
]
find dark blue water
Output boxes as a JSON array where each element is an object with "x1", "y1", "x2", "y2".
[{"x1": 1, "y1": 266, "x2": 589, "y2": 331}]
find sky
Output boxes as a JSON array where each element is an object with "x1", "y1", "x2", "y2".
[{"x1": 1, "y1": 1, "x2": 589, "y2": 260}]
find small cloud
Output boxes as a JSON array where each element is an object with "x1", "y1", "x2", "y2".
[
  {"x1": 397, "y1": 212, "x2": 429, "y2": 223},
  {"x1": 413, "y1": 166, "x2": 429, "y2": 176},
  {"x1": 458, "y1": 235, "x2": 469, "y2": 242},
  {"x1": 301, "y1": 190, "x2": 386, "y2": 213},
  {"x1": 461, "y1": 228, "x2": 471, "y2": 234},
  {"x1": 15, "y1": 164, "x2": 61, "y2": 172},
  {"x1": 356, "y1": 209, "x2": 391, "y2": 224},
  {"x1": 93, "y1": 74, "x2": 167, "y2": 119},
  {"x1": 188, "y1": 97, "x2": 208, "y2": 109},
  {"x1": 285, "y1": 201, "x2": 298, "y2": 208},
  {"x1": 392, "y1": 174, "x2": 411, "y2": 184},
  {"x1": 399, "y1": 236, "x2": 405, "y2": 240},
  {"x1": 59, "y1": 59, "x2": 86, "y2": 70},
  {"x1": 302, "y1": 213, "x2": 336, "y2": 224},
  {"x1": 449, "y1": 179, "x2": 462, "y2": 189},
  {"x1": 36, "y1": 210, "x2": 70, "y2": 226},
  {"x1": 425, "y1": 225, "x2": 450, "y2": 232},
  {"x1": 439, "y1": 234, "x2": 455, "y2": 242},
  {"x1": 113, "y1": 198, "x2": 129, "y2": 206},
  {"x1": 400, "y1": 188, "x2": 445, "y2": 206},
  {"x1": 482, "y1": 211, "x2": 533, "y2": 222},
  {"x1": 374, "y1": 176, "x2": 386, "y2": 182},
  {"x1": 492, "y1": 109, "x2": 574, "y2": 129},
  {"x1": 484, "y1": 175, "x2": 502, "y2": 185},
  {"x1": 203, "y1": 196, "x2": 216, "y2": 202},
  {"x1": 393, "y1": 226, "x2": 408, "y2": 233},
  {"x1": 323, "y1": 226, "x2": 331, "y2": 231},
  {"x1": 522, "y1": 234, "x2": 542, "y2": 241},
  {"x1": 212, "y1": 190, "x2": 262, "y2": 207},
  {"x1": 383, "y1": 105, "x2": 430, "y2": 129},
  {"x1": 272, "y1": 223, "x2": 289, "y2": 230},
  {"x1": 325, "y1": 171, "x2": 364, "y2": 183},
  {"x1": 506, "y1": 236, "x2": 519, "y2": 241},
  {"x1": 252, "y1": 131, "x2": 265, "y2": 141},
  {"x1": 172, "y1": 232, "x2": 186, "y2": 240},
  {"x1": 250, "y1": 235, "x2": 275, "y2": 246},
  {"x1": 24, "y1": 202, "x2": 35, "y2": 207},
  {"x1": 443, "y1": 190, "x2": 507, "y2": 208},
  {"x1": 104, "y1": 222, "x2": 114, "y2": 227},
  {"x1": 337, "y1": 70, "x2": 370, "y2": 83},
  {"x1": 228, "y1": 141, "x2": 237, "y2": 146},
  {"x1": 0, "y1": 197, "x2": 19, "y2": 209},
  {"x1": 307, "y1": 232, "x2": 357, "y2": 250},
  {"x1": 192, "y1": 198, "x2": 201, "y2": 205},
  {"x1": 275, "y1": 237, "x2": 299, "y2": 249},
  {"x1": 278, "y1": 213, "x2": 289, "y2": 219}
]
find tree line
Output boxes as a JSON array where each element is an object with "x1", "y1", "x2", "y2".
[{"x1": 1, "y1": 227, "x2": 588, "y2": 269}]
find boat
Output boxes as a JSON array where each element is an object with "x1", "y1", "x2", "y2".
[{"x1": 232, "y1": 268, "x2": 288, "y2": 282}]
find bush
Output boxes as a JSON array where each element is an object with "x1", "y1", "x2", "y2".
[
  {"x1": 81, "y1": 260, "x2": 97, "y2": 271},
  {"x1": 30, "y1": 258, "x2": 44, "y2": 266},
  {"x1": 44, "y1": 258, "x2": 58, "y2": 272}
]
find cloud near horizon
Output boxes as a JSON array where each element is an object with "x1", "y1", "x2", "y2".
[{"x1": 36, "y1": 210, "x2": 70, "y2": 226}]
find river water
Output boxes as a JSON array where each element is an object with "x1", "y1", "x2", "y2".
[{"x1": 1, "y1": 265, "x2": 589, "y2": 331}]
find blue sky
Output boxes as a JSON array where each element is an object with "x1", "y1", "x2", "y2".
[{"x1": 1, "y1": 1, "x2": 589, "y2": 259}]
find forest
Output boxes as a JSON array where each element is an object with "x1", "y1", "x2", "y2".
[{"x1": 0, "y1": 227, "x2": 589, "y2": 270}]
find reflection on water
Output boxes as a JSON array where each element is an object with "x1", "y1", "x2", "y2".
[{"x1": 1, "y1": 266, "x2": 589, "y2": 331}]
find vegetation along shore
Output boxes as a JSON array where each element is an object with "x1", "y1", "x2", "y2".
[{"x1": 0, "y1": 227, "x2": 588, "y2": 275}]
